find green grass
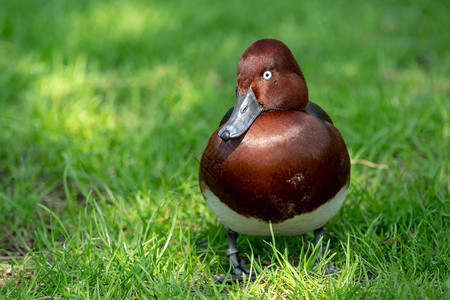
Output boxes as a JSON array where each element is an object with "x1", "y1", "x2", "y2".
[{"x1": 0, "y1": 0, "x2": 449, "y2": 298}]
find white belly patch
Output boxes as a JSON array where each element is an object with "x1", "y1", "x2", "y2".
[{"x1": 201, "y1": 185, "x2": 348, "y2": 236}]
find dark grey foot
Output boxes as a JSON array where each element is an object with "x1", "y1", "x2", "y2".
[
  {"x1": 214, "y1": 266, "x2": 257, "y2": 283},
  {"x1": 214, "y1": 227, "x2": 258, "y2": 283},
  {"x1": 312, "y1": 227, "x2": 340, "y2": 275}
]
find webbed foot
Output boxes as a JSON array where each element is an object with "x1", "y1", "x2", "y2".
[{"x1": 214, "y1": 266, "x2": 257, "y2": 283}]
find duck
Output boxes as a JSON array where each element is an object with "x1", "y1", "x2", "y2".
[{"x1": 199, "y1": 39, "x2": 351, "y2": 283}]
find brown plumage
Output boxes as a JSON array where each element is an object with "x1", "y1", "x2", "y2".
[{"x1": 200, "y1": 110, "x2": 350, "y2": 223}]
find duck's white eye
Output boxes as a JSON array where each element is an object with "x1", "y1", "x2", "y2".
[{"x1": 263, "y1": 70, "x2": 272, "y2": 80}]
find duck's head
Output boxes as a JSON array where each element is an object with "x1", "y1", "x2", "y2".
[{"x1": 219, "y1": 39, "x2": 309, "y2": 141}]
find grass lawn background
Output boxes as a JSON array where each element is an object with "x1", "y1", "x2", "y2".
[{"x1": 0, "y1": 0, "x2": 449, "y2": 298}]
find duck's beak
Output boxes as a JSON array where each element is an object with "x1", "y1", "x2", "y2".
[{"x1": 218, "y1": 87, "x2": 263, "y2": 142}]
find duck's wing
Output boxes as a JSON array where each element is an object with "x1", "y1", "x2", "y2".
[
  {"x1": 305, "y1": 101, "x2": 334, "y2": 124},
  {"x1": 219, "y1": 107, "x2": 234, "y2": 126}
]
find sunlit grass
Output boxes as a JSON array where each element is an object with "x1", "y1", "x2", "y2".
[{"x1": 1, "y1": 0, "x2": 449, "y2": 298}]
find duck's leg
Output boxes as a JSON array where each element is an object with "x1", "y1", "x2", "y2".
[
  {"x1": 313, "y1": 226, "x2": 324, "y2": 263},
  {"x1": 312, "y1": 226, "x2": 340, "y2": 275},
  {"x1": 213, "y1": 227, "x2": 257, "y2": 283}
]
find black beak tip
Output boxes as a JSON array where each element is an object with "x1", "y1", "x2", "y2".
[{"x1": 219, "y1": 130, "x2": 231, "y2": 142}]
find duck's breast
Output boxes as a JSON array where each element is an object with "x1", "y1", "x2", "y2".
[{"x1": 199, "y1": 110, "x2": 350, "y2": 235}]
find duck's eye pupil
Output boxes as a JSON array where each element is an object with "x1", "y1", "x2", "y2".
[{"x1": 263, "y1": 71, "x2": 272, "y2": 80}]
